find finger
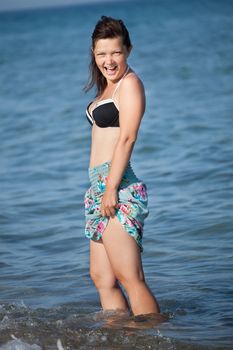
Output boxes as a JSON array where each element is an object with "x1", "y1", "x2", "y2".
[
  {"x1": 109, "y1": 207, "x2": 116, "y2": 218},
  {"x1": 101, "y1": 202, "x2": 117, "y2": 217},
  {"x1": 101, "y1": 207, "x2": 111, "y2": 217},
  {"x1": 104, "y1": 206, "x2": 115, "y2": 218},
  {"x1": 100, "y1": 204, "x2": 106, "y2": 217},
  {"x1": 100, "y1": 202, "x2": 106, "y2": 216},
  {"x1": 101, "y1": 209, "x2": 106, "y2": 217},
  {"x1": 105, "y1": 208, "x2": 112, "y2": 217}
]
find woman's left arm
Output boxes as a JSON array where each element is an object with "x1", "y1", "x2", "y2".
[{"x1": 101, "y1": 74, "x2": 145, "y2": 218}]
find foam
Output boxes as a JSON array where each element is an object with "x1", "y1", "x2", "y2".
[
  {"x1": 0, "y1": 336, "x2": 65, "y2": 350},
  {"x1": 0, "y1": 338, "x2": 41, "y2": 350}
]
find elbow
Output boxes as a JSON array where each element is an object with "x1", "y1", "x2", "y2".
[{"x1": 119, "y1": 133, "x2": 137, "y2": 147}]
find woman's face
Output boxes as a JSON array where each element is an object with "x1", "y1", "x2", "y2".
[{"x1": 93, "y1": 36, "x2": 131, "y2": 84}]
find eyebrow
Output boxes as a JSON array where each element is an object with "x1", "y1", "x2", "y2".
[{"x1": 95, "y1": 49, "x2": 122, "y2": 54}]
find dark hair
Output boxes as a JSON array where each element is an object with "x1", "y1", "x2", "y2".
[{"x1": 85, "y1": 16, "x2": 132, "y2": 96}]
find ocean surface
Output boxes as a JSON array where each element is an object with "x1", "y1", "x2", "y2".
[{"x1": 0, "y1": 0, "x2": 233, "y2": 349}]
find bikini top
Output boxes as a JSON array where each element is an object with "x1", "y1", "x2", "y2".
[{"x1": 86, "y1": 66, "x2": 129, "y2": 128}]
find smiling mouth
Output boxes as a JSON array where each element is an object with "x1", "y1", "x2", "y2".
[{"x1": 104, "y1": 66, "x2": 117, "y2": 74}]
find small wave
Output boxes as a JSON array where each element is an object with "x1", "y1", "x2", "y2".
[
  {"x1": 0, "y1": 335, "x2": 41, "y2": 350},
  {"x1": 0, "y1": 335, "x2": 66, "y2": 350},
  {"x1": 0, "y1": 303, "x2": 232, "y2": 349}
]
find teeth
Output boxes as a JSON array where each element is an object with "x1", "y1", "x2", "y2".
[{"x1": 104, "y1": 66, "x2": 117, "y2": 76}]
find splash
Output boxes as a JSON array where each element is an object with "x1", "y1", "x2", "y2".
[{"x1": 0, "y1": 335, "x2": 41, "y2": 350}]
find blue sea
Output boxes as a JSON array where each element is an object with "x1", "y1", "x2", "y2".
[{"x1": 0, "y1": 0, "x2": 233, "y2": 349}]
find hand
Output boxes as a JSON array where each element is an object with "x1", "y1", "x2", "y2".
[{"x1": 101, "y1": 187, "x2": 118, "y2": 218}]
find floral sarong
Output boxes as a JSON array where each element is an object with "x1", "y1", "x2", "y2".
[{"x1": 84, "y1": 161, "x2": 149, "y2": 252}]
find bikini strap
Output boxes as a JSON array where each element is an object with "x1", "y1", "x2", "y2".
[{"x1": 112, "y1": 66, "x2": 130, "y2": 99}]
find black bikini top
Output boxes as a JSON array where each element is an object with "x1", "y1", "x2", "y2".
[
  {"x1": 86, "y1": 67, "x2": 129, "y2": 128},
  {"x1": 86, "y1": 99, "x2": 119, "y2": 128}
]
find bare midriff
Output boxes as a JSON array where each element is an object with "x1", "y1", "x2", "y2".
[{"x1": 89, "y1": 123, "x2": 120, "y2": 168}]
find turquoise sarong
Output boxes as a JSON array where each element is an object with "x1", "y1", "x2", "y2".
[{"x1": 84, "y1": 161, "x2": 149, "y2": 252}]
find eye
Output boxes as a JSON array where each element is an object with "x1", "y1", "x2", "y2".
[
  {"x1": 96, "y1": 52, "x2": 105, "y2": 57},
  {"x1": 113, "y1": 51, "x2": 122, "y2": 56}
]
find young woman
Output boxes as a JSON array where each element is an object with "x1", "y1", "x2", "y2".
[{"x1": 84, "y1": 16, "x2": 160, "y2": 316}]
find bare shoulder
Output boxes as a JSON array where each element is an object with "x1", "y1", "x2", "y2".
[
  {"x1": 118, "y1": 70, "x2": 146, "y2": 116},
  {"x1": 120, "y1": 70, "x2": 145, "y2": 95}
]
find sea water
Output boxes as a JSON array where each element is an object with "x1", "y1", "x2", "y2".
[{"x1": 0, "y1": 0, "x2": 233, "y2": 349}]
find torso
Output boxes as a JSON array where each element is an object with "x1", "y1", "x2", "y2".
[
  {"x1": 89, "y1": 124, "x2": 120, "y2": 168},
  {"x1": 86, "y1": 67, "x2": 131, "y2": 168}
]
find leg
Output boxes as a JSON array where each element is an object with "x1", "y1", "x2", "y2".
[
  {"x1": 90, "y1": 239, "x2": 129, "y2": 311},
  {"x1": 102, "y1": 216, "x2": 160, "y2": 316}
]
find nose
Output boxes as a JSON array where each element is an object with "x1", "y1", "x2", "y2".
[{"x1": 105, "y1": 54, "x2": 114, "y2": 65}]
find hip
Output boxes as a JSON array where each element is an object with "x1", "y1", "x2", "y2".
[{"x1": 88, "y1": 160, "x2": 144, "y2": 194}]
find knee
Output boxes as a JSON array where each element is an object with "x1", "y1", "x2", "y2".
[
  {"x1": 90, "y1": 269, "x2": 116, "y2": 290},
  {"x1": 116, "y1": 269, "x2": 145, "y2": 290}
]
